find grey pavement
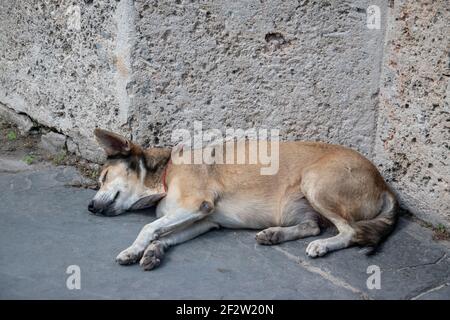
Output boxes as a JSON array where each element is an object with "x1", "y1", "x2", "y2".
[{"x1": 0, "y1": 159, "x2": 449, "y2": 299}]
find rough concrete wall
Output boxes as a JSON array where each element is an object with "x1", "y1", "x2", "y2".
[
  {"x1": 0, "y1": 0, "x2": 132, "y2": 161},
  {"x1": 374, "y1": 0, "x2": 450, "y2": 226},
  {"x1": 0, "y1": 0, "x2": 386, "y2": 161},
  {"x1": 130, "y1": 0, "x2": 386, "y2": 156}
]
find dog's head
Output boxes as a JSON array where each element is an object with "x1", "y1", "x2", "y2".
[{"x1": 88, "y1": 129, "x2": 170, "y2": 216}]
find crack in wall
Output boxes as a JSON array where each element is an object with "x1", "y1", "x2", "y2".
[
  {"x1": 1, "y1": 101, "x2": 80, "y2": 157},
  {"x1": 0, "y1": 101, "x2": 67, "y2": 137}
]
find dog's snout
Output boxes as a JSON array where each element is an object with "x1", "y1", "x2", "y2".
[
  {"x1": 88, "y1": 200, "x2": 102, "y2": 214},
  {"x1": 88, "y1": 192, "x2": 121, "y2": 215},
  {"x1": 88, "y1": 200, "x2": 96, "y2": 213}
]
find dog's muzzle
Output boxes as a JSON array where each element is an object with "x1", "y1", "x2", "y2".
[{"x1": 88, "y1": 192, "x2": 120, "y2": 215}]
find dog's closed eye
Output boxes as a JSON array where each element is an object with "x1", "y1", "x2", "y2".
[{"x1": 101, "y1": 170, "x2": 108, "y2": 184}]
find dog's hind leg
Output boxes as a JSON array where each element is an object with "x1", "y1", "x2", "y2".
[
  {"x1": 302, "y1": 192, "x2": 356, "y2": 258},
  {"x1": 255, "y1": 220, "x2": 320, "y2": 245},
  {"x1": 301, "y1": 167, "x2": 357, "y2": 258},
  {"x1": 139, "y1": 220, "x2": 219, "y2": 270},
  {"x1": 256, "y1": 194, "x2": 321, "y2": 245},
  {"x1": 305, "y1": 217, "x2": 354, "y2": 257}
]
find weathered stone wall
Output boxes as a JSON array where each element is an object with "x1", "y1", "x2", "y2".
[
  {"x1": 130, "y1": 0, "x2": 386, "y2": 155},
  {"x1": 0, "y1": 0, "x2": 448, "y2": 226},
  {"x1": 0, "y1": 0, "x2": 128, "y2": 161},
  {"x1": 0, "y1": 0, "x2": 387, "y2": 159},
  {"x1": 374, "y1": 0, "x2": 449, "y2": 225}
]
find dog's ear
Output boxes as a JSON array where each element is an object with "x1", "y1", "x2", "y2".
[
  {"x1": 144, "y1": 148, "x2": 171, "y2": 171},
  {"x1": 129, "y1": 193, "x2": 166, "y2": 211},
  {"x1": 94, "y1": 128, "x2": 131, "y2": 157}
]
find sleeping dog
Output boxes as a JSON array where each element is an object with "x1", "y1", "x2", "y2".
[{"x1": 88, "y1": 129, "x2": 397, "y2": 270}]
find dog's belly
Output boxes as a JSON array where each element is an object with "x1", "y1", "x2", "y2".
[{"x1": 209, "y1": 198, "x2": 277, "y2": 229}]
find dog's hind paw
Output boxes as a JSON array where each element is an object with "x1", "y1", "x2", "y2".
[
  {"x1": 306, "y1": 239, "x2": 328, "y2": 258},
  {"x1": 140, "y1": 241, "x2": 165, "y2": 271},
  {"x1": 116, "y1": 247, "x2": 142, "y2": 265}
]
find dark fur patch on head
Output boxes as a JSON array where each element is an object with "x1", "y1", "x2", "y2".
[
  {"x1": 106, "y1": 153, "x2": 143, "y2": 177},
  {"x1": 103, "y1": 147, "x2": 171, "y2": 190},
  {"x1": 103, "y1": 139, "x2": 147, "y2": 175}
]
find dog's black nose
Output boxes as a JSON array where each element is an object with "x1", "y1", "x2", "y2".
[{"x1": 88, "y1": 200, "x2": 100, "y2": 214}]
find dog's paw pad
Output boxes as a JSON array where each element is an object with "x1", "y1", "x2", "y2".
[
  {"x1": 306, "y1": 240, "x2": 328, "y2": 258},
  {"x1": 116, "y1": 248, "x2": 141, "y2": 265},
  {"x1": 139, "y1": 241, "x2": 165, "y2": 271},
  {"x1": 255, "y1": 228, "x2": 283, "y2": 245}
]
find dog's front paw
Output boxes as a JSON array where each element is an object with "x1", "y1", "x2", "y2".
[
  {"x1": 139, "y1": 241, "x2": 165, "y2": 271},
  {"x1": 255, "y1": 228, "x2": 283, "y2": 245},
  {"x1": 306, "y1": 239, "x2": 328, "y2": 258},
  {"x1": 116, "y1": 247, "x2": 142, "y2": 265}
]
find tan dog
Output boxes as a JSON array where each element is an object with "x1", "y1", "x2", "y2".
[{"x1": 88, "y1": 129, "x2": 397, "y2": 270}]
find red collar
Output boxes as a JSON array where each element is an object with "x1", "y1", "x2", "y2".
[{"x1": 161, "y1": 159, "x2": 171, "y2": 193}]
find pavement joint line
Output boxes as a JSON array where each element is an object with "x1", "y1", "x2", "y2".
[
  {"x1": 396, "y1": 253, "x2": 447, "y2": 272},
  {"x1": 410, "y1": 282, "x2": 449, "y2": 300},
  {"x1": 273, "y1": 246, "x2": 370, "y2": 300}
]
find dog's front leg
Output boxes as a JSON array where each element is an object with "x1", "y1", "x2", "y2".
[
  {"x1": 140, "y1": 220, "x2": 219, "y2": 270},
  {"x1": 116, "y1": 209, "x2": 206, "y2": 265}
]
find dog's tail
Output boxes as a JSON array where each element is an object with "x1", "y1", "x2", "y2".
[{"x1": 351, "y1": 191, "x2": 398, "y2": 255}]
